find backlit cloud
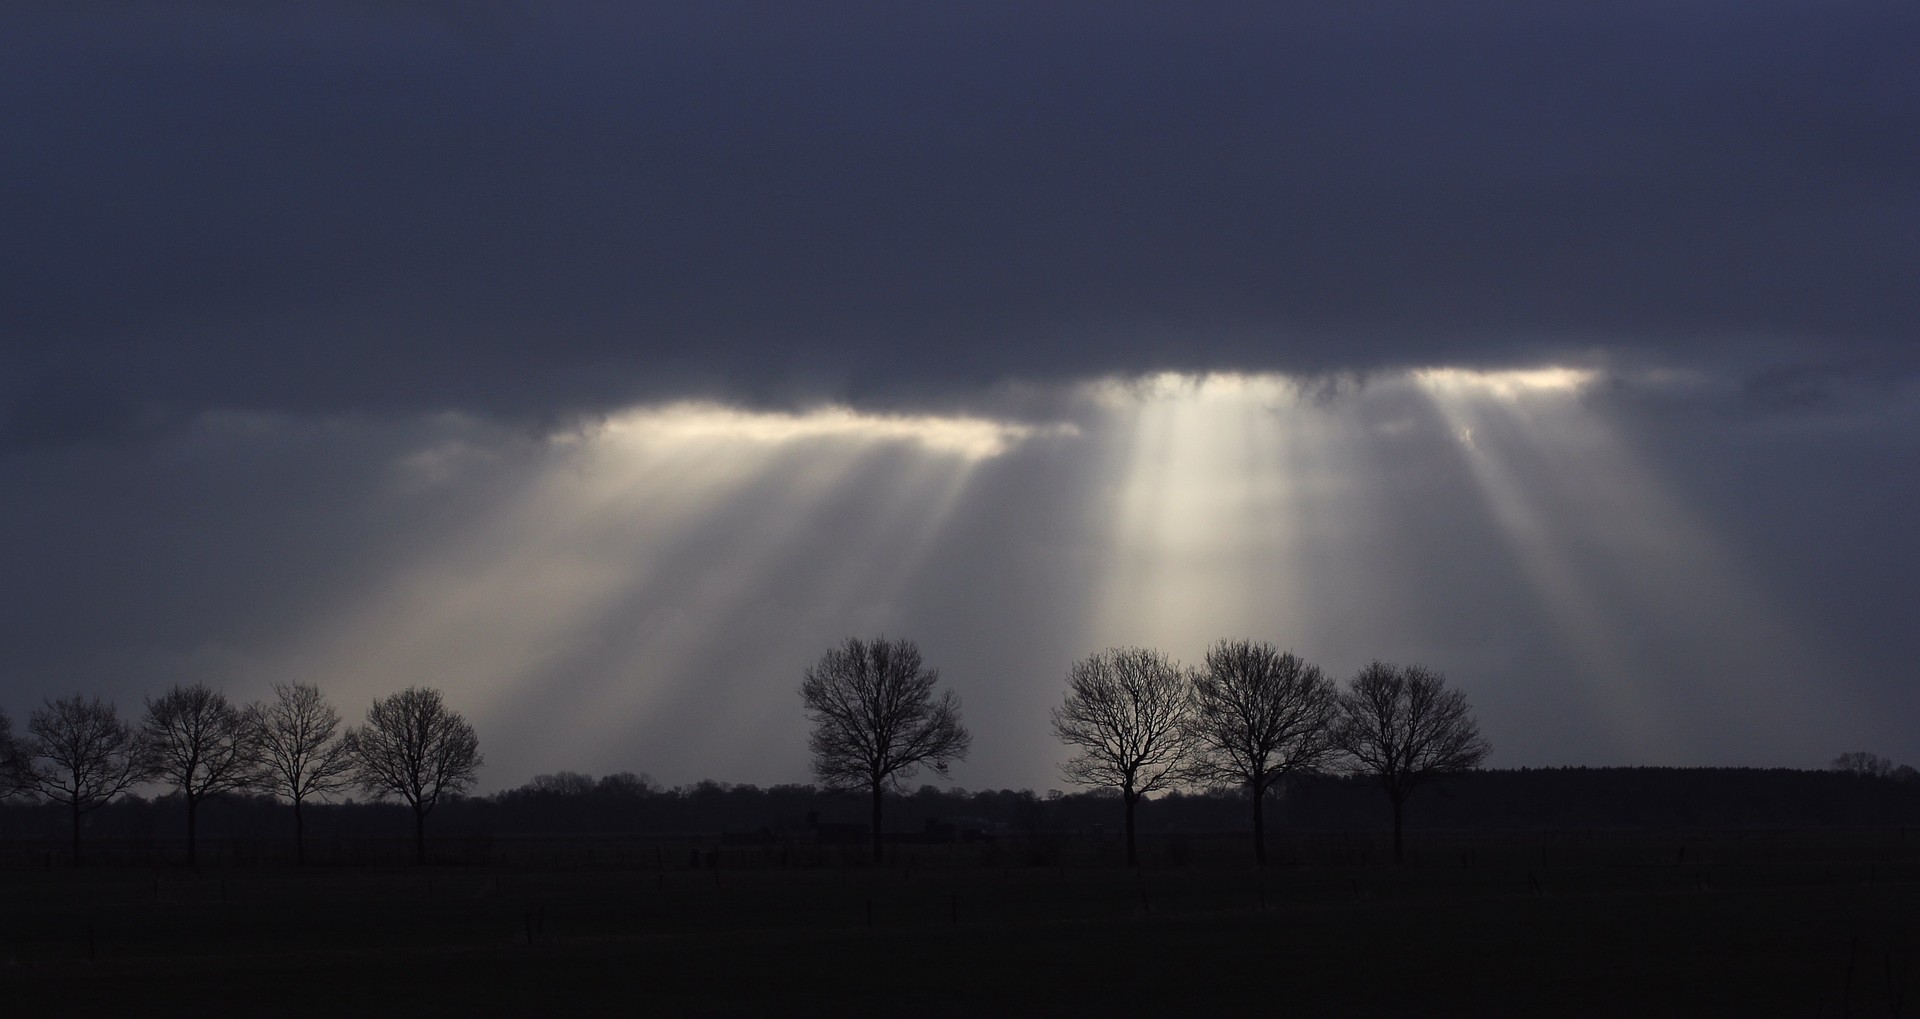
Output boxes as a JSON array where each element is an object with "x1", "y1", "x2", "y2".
[{"x1": 588, "y1": 402, "x2": 1072, "y2": 462}]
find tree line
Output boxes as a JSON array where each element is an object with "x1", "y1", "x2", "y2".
[
  {"x1": 7, "y1": 636, "x2": 1904, "y2": 870},
  {"x1": 0, "y1": 684, "x2": 480, "y2": 866},
  {"x1": 0, "y1": 635, "x2": 1486, "y2": 871},
  {"x1": 4, "y1": 764, "x2": 1912, "y2": 869},
  {"x1": 801, "y1": 636, "x2": 1491, "y2": 866}
]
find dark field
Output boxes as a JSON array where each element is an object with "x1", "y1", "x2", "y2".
[{"x1": 4, "y1": 829, "x2": 1917, "y2": 1017}]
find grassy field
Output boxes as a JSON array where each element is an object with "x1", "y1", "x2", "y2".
[{"x1": 2, "y1": 828, "x2": 1916, "y2": 1016}]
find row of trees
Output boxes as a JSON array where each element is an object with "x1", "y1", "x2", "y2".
[
  {"x1": 1832, "y1": 751, "x2": 1918, "y2": 781},
  {"x1": 801, "y1": 637, "x2": 1491, "y2": 867},
  {"x1": 2, "y1": 637, "x2": 1487, "y2": 870},
  {"x1": 0, "y1": 684, "x2": 481, "y2": 866}
]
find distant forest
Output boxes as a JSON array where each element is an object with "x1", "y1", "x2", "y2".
[{"x1": 1, "y1": 766, "x2": 1914, "y2": 867}]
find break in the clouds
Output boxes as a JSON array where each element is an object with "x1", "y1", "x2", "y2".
[{"x1": 2, "y1": 3, "x2": 1917, "y2": 789}]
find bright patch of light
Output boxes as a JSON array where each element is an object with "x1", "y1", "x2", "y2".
[
  {"x1": 252, "y1": 362, "x2": 1853, "y2": 785},
  {"x1": 1415, "y1": 366, "x2": 1599, "y2": 400},
  {"x1": 1078, "y1": 371, "x2": 1322, "y2": 658},
  {"x1": 591, "y1": 401, "x2": 1067, "y2": 461},
  {"x1": 288, "y1": 396, "x2": 1039, "y2": 785}
]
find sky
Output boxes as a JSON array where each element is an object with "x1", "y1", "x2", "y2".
[{"x1": 3, "y1": 1, "x2": 1917, "y2": 792}]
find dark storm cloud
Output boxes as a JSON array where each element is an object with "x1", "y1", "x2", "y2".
[{"x1": 5, "y1": 0, "x2": 1917, "y2": 443}]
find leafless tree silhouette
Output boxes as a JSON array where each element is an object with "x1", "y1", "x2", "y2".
[
  {"x1": 1190, "y1": 639, "x2": 1338, "y2": 866},
  {"x1": 21, "y1": 695, "x2": 150, "y2": 863},
  {"x1": 1334, "y1": 662, "x2": 1490, "y2": 863},
  {"x1": 346, "y1": 687, "x2": 482, "y2": 865},
  {"x1": 250, "y1": 682, "x2": 355, "y2": 864},
  {"x1": 1831, "y1": 751, "x2": 1897, "y2": 778},
  {"x1": 1052, "y1": 646, "x2": 1195, "y2": 866},
  {"x1": 0, "y1": 709, "x2": 26, "y2": 797},
  {"x1": 801, "y1": 636, "x2": 971, "y2": 865},
  {"x1": 528, "y1": 771, "x2": 597, "y2": 796},
  {"x1": 143, "y1": 684, "x2": 257, "y2": 868}
]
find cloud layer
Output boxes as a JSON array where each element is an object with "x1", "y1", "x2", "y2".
[{"x1": 5, "y1": 1, "x2": 1917, "y2": 443}]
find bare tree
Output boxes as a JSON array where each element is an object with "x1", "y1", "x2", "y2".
[
  {"x1": 0, "y1": 709, "x2": 25, "y2": 798},
  {"x1": 1333, "y1": 662, "x2": 1490, "y2": 864},
  {"x1": 21, "y1": 695, "x2": 150, "y2": 863},
  {"x1": 142, "y1": 684, "x2": 257, "y2": 868},
  {"x1": 800, "y1": 636, "x2": 971, "y2": 865},
  {"x1": 1052, "y1": 646, "x2": 1195, "y2": 866},
  {"x1": 597, "y1": 771, "x2": 658, "y2": 797},
  {"x1": 1831, "y1": 751, "x2": 1896, "y2": 778},
  {"x1": 1189, "y1": 639, "x2": 1338, "y2": 867},
  {"x1": 250, "y1": 682, "x2": 355, "y2": 865},
  {"x1": 527, "y1": 771, "x2": 597, "y2": 796},
  {"x1": 345, "y1": 686, "x2": 483, "y2": 865}
]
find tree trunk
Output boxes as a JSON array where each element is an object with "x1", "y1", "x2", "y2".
[
  {"x1": 870, "y1": 782, "x2": 884, "y2": 866},
  {"x1": 1391, "y1": 795, "x2": 1405, "y2": 864},
  {"x1": 293, "y1": 798, "x2": 306, "y2": 866},
  {"x1": 70, "y1": 801, "x2": 82, "y2": 867},
  {"x1": 1124, "y1": 790, "x2": 1138, "y2": 867},
  {"x1": 1252, "y1": 782, "x2": 1267, "y2": 868},
  {"x1": 414, "y1": 809, "x2": 427, "y2": 867},
  {"x1": 187, "y1": 794, "x2": 199, "y2": 870}
]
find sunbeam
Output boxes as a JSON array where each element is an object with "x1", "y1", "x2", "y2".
[
  {"x1": 1415, "y1": 368, "x2": 1671, "y2": 751},
  {"x1": 1415, "y1": 366, "x2": 1843, "y2": 763},
  {"x1": 1080, "y1": 373, "x2": 1309, "y2": 660},
  {"x1": 223, "y1": 365, "x2": 1885, "y2": 788},
  {"x1": 268, "y1": 401, "x2": 1048, "y2": 783}
]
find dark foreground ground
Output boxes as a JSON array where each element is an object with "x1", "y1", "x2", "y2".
[{"x1": 2, "y1": 828, "x2": 1915, "y2": 1017}]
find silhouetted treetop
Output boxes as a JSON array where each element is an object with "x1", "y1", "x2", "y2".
[
  {"x1": 1334, "y1": 661, "x2": 1490, "y2": 863},
  {"x1": 250, "y1": 682, "x2": 356, "y2": 864},
  {"x1": 1831, "y1": 751, "x2": 1900, "y2": 778},
  {"x1": 1052, "y1": 646, "x2": 1195, "y2": 866},
  {"x1": 20, "y1": 695, "x2": 150, "y2": 862},
  {"x1": 801, "y1": 636, "x2": 970, "y2": 863},
  {"x1": 346, "y1": 686, "x2": 482, "y2": 865},
  {"x1": 1189, "y1": 639, "x2": 1338, "y2": 865},
  {"x1": 142, "y1": 683, "x2": 255, "y2": 867}
]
